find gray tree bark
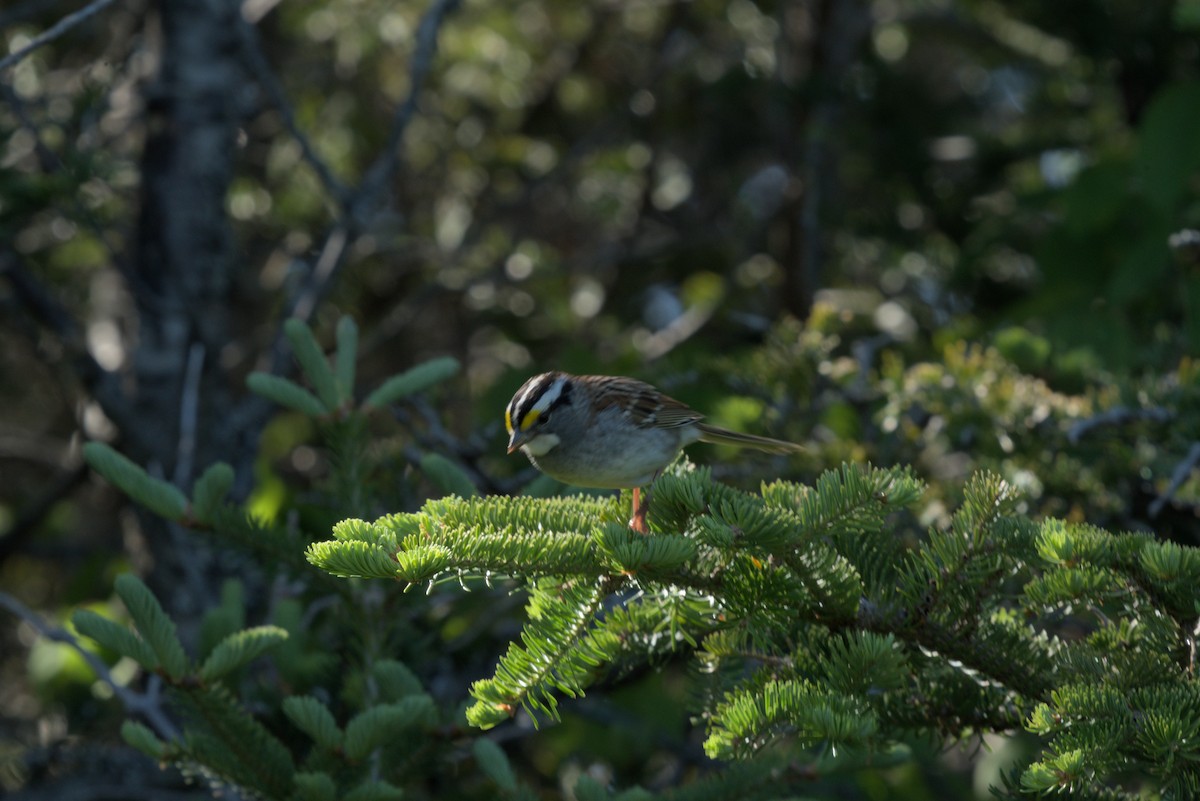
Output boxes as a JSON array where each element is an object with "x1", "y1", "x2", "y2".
[{"x1": 131, "y1": 0, "x2": 244, "y2": 615}]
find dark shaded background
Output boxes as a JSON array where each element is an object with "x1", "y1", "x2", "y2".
[{"x1": 2, "y1": 0, "x2": 1199, "y2": 797}]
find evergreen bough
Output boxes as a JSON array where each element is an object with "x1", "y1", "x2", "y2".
[
  {"x1": 73, "y1": 318, "x2": 470, "y2": 800},
  {"x1": 311, "y1": 462, "x2": 1200, "y2": 798}
]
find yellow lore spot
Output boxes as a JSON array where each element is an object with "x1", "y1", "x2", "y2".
[{"x1": 519, "y1": 409, "x2": 541, "y2": 431}]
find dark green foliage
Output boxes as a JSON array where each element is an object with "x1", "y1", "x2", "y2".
[
  {"x1": 12, "y1": 0, "x2": 1200, "y2": 796},
  {"x1": 342, "y1": 781, "x2": 405, "y2": 801},
  {"x1": 335, "y1": 317, "x2": 359, "y2": 401},
  {"x1": 473, "y1": 738, "x2": 517, "y2": 791},
  {"x1": 362, "y1": 357, "x2": 462, "y2": 410},
  {"x1": 111, "y1": 574, "x2": 190, "y2": 679},
  {"x1": 285, "y1": 318, "x2": 343, "y2": 411},
  {"x1": 293, "y1": 771, "x2": 338, "y2": 801},
  {"x1": 199, "y1": 580, "x2": 246, "y2": 658},
  {"x1": 192, "y1": 463, "x2": 236, "y2": 524},
  {"x1": 176, "y1": 685, "x2": 297, "y2": 797},
  {"x1": 73, "y1": 570, "x2": 449, "y2": 800},
  {"x1": 419, "y1": 452, "x2": 479, "y2": 498},
  {"x1": 121, "y1": 721, "x2": 168, "y2": 760},
  {"x1": 343, "y1": 697, "x2": 436, "y2": 760},
  {"x1": 246, "y1": 372, "x2": 329, "y2": 417},
  {"x1": 82, "y1": 443, "x2": 190, "y2": 522},
  {"x1": 199, "y1": 626, "x2": 289, "y2": 682},
  {"x1": 371, "y1": 659, "x2": 423, "y2": 700},
  {"x1": 65, "y1": 325, "x2": 474, "y2": 799},
  {"x1": 283, "y1": 696, "x2": 344, "y2": 752},
  {"x1": 68, "y1": 317, "x2": 1200, "y2": 799},
  {"x1": 72, "y1": 609, "x2": 159, "y2": 668}
]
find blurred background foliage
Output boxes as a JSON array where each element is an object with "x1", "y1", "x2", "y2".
[{"x1": 2, "y1": 0, "x2": 1199, "y2": 797}]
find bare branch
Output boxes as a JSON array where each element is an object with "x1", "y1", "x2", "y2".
[
  {"x1": 0, "y1": 0, "x2": 71, "y2": 30},
  {"x1": 1066, "y1": 406, "x2": 1174, "y2": 444},
  {"x1": 263, "y1": 0, "x2": 461, "y2": 344},
  {"x1": 0, "y1": 0, "x2": 119, "y2": 73},
  {"x1": 391, "y1": 397, "x2": 527, "y2": 495},
  {"x1": 1149, "y1": 441, "x2": 1200, "y2": 519},
  {"x1": 354, "y1": 0, "x2": 462, "y2": 216},
  {"x1": 227, "y1": 0, "x2": 462, "y2": 488},
  {"x1": 172, "y1": 342, "x2": 206, "y2": 489},
  {"x1": 290, "y1": 225, "x2": 349, "y2": 321},
  {"x1": 0, "y1": 591, "x2": 181, "y2": 741},
  {"x1": 1190, "y1": 617, "x2": 1200, "y2": 677},
  {"x1": 252, "y1": 0, "x2": 462, "y2": 364},
  {"x1": 234, "y1": 14, "x2": 349, "y2": 206}
]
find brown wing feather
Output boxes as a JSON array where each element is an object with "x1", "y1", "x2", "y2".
[
  {"x1": 651, "y1": 398, "x2": 706, "y2": 428},
  {"x1": 583, "y1": 375, "x2": 705, "y2": 429},
  {"x1": 578, "y1": 374, "x2": 802, "y2": 450}
]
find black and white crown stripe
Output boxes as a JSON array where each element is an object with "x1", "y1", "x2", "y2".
[{"x1": 506, "y1": 372, "x2": 572, "y2": 433}]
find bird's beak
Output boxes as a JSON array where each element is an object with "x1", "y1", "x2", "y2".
[{"x1": 506, "y1": 428, "x2": 526, "y2": 454}]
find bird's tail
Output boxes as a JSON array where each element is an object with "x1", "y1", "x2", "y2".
[{"x1": 695, "y1": 423, "x2": 804, "y2": 454}]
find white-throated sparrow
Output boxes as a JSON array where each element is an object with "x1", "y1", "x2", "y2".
[{"x1": 505, "y1": 372, "x2": 802, "y2": 531}]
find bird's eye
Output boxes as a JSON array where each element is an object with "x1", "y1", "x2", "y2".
[{"x1": 538, "y1": 413, "x2": 550, "y2": 425}]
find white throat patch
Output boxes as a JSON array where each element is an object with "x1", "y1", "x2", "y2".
[{"x1": 521, "y1": 432, "x2": 561, "y2": 456}]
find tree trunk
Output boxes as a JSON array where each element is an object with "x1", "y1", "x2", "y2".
[{"x1": 131, "y1": 0, "x2": 243, "y2": 616}]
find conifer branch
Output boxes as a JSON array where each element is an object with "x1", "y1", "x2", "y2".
[
  {"x1": 309, "y1": 459, "x2": 1200, "y2": 795},
  {"x1": 468, "y1": 575, "x2": 626, "y2": 728}
]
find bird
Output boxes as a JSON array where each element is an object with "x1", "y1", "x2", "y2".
[{"x1": 505, "y1": 372, "x2": 803, "y2": 532}]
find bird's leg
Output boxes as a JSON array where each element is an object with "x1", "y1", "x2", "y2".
[
  {"x1": 629, "y1": 474, "x2": 659, "y2": 534},
  {"x1": 630, "y1": 486, "x2": 649, "y2": 533}
]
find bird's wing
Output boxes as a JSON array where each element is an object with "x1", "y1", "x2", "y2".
[{"x1": 588, "y1": 375, "x2": 705, "y2": 429}]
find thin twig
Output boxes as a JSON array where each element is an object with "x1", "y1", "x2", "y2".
[
  {"x1": 0, "y1": 0, "x2": 70, "y2": 30},
  {"x1": 234, "y1": 15, "x2": 349, "y2": 206},
  {"x1": 1149, "y1": 441, "x2": 1200, "y2": 519},
  {"x1": 1190, "y1": 617, "x2": 1200, "y2": 677},
  {"x1": 0, "y1": 0, "x2": 119, "y2": 72},
  {"x1": 640, "y1": 302, "x2": 717, "y2": 361},
  {"x1": 1067, "y1": 405, "x2": 1174, "y2": 444},
  {"x1": 172, "y1": 342, "x2": 206, "y2": 489},
  {"x1": 355, "y1": 0, "x2": 462, "y2": 215},
  {"x1": 0, "y1": 591, "x2": 181, "y2": 741},
  {"x1": 228, "y1": 0, "x2": 462, "y2": 492},
  {"x1": 392, "y1": 397, "x2": 525, "y2": 495},
  {"x1": 292, "y1": 0, "x2": 462, "y2": 317},
  {"x1": 239, "y1": 0, "x2": 463, "y2": 440},
  {"x1": 143, "y1": 458, "x2": 215, "y2": 611},
  {"x1": 290, "y1": 225, "x2": 348, "y2": 321}
]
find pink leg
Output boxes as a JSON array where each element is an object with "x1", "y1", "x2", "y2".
[{"x1": 630, "y1": 486, "x2": 649, "y2": 534}]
